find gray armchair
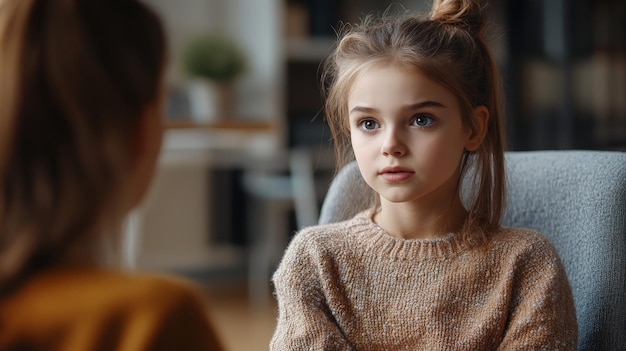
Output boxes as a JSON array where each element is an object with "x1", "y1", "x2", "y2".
[{"x1": 319, "y1": 150, "x2": 626, "y2": 350}]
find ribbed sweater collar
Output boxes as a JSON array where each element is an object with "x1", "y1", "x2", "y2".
[{"x1": 346, "y1": 210, "x2": 488, "y2": 261}]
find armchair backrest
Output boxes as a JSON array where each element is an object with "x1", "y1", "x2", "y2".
[{"x1": 319, "y1": 150, "x2": 626, "y2": 350}]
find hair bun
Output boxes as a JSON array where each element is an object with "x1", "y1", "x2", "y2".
[{"x1": 430, "y1": 0, "x2": 486, "y2": 37}]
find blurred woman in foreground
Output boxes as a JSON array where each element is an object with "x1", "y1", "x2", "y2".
[{"x1": 0, "y1": 0, "x2": 223, "y2": 349}]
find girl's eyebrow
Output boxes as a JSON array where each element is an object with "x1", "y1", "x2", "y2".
[
  {"x1": 349, "y1": 100, "x2": 447, "y2": 115},
  {"x1": 349, "y1": 106, "x2": 378, "y2": 115},
  {"x1": 405, "y1": 100, "x2": 447, "y2": 110}
]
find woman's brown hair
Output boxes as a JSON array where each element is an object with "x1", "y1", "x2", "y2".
[
  {"x1": 0, "y1": 0, "x2": 166, "y2": 294},
  {"x1": 322, "y1": 0, "x2": 506, "y2": 233}
]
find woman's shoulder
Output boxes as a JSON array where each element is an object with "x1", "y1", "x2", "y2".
[
  {"x1": 0, "y1": 267, "x2": 223, "y2": 351},
  {"x1": 94, "y1": 269, "x2": 211, "y2": 315},
  {"x1": 3, "y1": 267, "x2": 207, "y2": 314}
]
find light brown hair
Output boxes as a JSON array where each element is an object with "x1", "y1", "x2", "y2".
[
  {"x1": 0, "y1": 0, "x2": 166, "y2": 294},
  {"x1": 322, "y1": 0, "x2": 506, "y2": 232}
]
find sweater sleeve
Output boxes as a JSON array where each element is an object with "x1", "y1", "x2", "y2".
[
  {"x1": 270, "y1": 229, "x2": 356, "y2": 351},
  {"x1": 498, "y1": 233, "x2": 578, "y2": 350}
]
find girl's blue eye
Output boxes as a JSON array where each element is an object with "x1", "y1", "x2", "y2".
[
  {"x1": 412, "y1": 114, "x2": 435, "y2": 128},
  {"x1": 359, "y1": 119, "x2": 379, "y2": 131}
]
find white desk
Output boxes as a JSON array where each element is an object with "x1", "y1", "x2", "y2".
[{"x1": 160, "y1": 121, "x2": 280, "y2": 165}]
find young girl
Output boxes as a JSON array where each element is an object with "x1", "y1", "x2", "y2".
[
  {"x1": 271, "y1": 0, "x2": 578, "y2": 349},
  {"x1": 0, "y1": 0, "x2": 223, "y2": 349}
]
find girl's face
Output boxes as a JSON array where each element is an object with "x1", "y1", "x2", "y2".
[{"x1": 348, "y1": 64, "x2": 475, "y2": 208}]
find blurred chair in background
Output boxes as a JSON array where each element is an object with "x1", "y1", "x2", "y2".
[{"x1": 242, "y1": 147, "x2": 319, "y2": 307}]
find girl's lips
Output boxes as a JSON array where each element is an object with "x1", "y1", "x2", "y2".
[{"x1": 379, "y1": 167, "x2": 414, "y2": 182}]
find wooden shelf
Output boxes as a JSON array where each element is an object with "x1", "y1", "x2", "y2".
[{"x1": 165, "y1": 120, "x2": 275, "y2": 132}]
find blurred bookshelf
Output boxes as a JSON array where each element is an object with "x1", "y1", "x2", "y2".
[{"x1": 501, "y1": 0, "x2": 625, "y2": 151}]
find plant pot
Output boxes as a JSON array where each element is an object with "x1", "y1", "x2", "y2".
[
  {"x1": 214, "y1": 82, "x2": 235, "y2": 119},
  {"x1": 188, "y1": 79, "x2": 235, "y2": 122}
]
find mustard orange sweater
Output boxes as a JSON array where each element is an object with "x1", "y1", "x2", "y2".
[
  {"x1": 271, "y1": 210, "x2": 578, "y2": 350},
  {"x1": 0, "y1": 267, "x2": 223, "y2": 351}
]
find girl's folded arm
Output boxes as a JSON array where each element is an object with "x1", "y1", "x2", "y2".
[
  {"x1": 270, "y1": 234, "x2": 355, "y2": 351},
  {"x1": 498, "y1": 237, "x2": 578, "y2": 350}
]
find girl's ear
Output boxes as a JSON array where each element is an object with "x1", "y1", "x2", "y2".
[{"x1": 465, "y1": 105, "x2": 489, "y2": 151}]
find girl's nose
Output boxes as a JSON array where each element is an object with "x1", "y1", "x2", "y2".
[{"x1": 381, "y1": 128, "x2": 407, "y2": 157}]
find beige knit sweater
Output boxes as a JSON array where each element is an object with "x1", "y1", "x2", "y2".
[{"x1": 270, "y1": 210, "x2": 578, "y2": 350}]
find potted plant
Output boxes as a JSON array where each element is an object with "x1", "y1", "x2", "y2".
[{"x1": 182, "y1": 34, "x2": 246, "y2": 121}]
